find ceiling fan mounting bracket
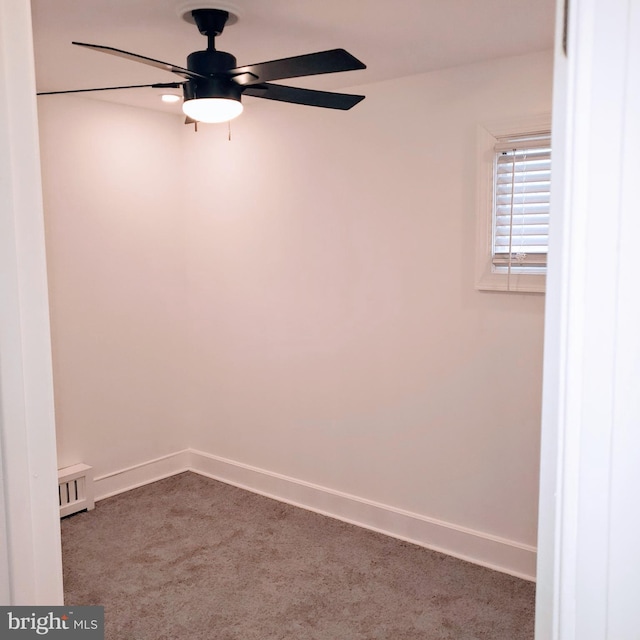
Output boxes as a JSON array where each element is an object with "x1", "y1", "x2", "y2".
[
  {"x1": 176, "y1": 2, "x2": 240, "y2": 27},
  {"x1": 191, "y1": 9, "x2": 229, "y2": 38}
]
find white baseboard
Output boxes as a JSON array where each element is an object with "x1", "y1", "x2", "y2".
[
  {"x1": 189, "y1": 449, "x2": 536, "y2": 581},
  {"x1": 93, "y1": 450, "x2": 191, "y2": 500},
  {"x1": 93, "y1": 448, "x2": 537, "y2": 581}
]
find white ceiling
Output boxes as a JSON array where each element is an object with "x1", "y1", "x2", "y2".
[{"x1": 31, "y1": 0, "x2": 556, "y2": 116}]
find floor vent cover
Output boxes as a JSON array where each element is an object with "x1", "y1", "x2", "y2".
[{"x1": 58, "y1": 464, "x2": 95, "y2": 517}]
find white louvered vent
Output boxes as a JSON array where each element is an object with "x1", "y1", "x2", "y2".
[{"x1": 58, "y1": 464, "x2": 95, "y2": 517}]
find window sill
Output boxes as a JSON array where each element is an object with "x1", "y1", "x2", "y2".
[{"x1": 475, "y1": 266, "x2": 546, "y2": 293}]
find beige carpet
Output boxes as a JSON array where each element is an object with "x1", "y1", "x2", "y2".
[{"x1": 61, "y1": 472, "x2": 535, "y2": 639}]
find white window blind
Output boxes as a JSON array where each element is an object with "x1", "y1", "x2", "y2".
[{"x1": 492, "y1": 133, "x2": 551, "y2": 275}]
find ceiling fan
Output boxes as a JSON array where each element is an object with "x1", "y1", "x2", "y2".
[{"x1": 37, "y1": 7, "x2": 367, "y2": 125}]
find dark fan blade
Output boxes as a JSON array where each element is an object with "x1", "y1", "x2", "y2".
[
  {"x1": 231, "y1": 49, "x2": 365, "y2": 85},
  {"x1": 37, "y1": 82, "x2": 183, "y2": 96},
  {"x1": 72, "y1": 41, "x2": 207, "y2": 80},
  {"x1": 243, "y1": 83, "x2": 365, "y2": 110}
]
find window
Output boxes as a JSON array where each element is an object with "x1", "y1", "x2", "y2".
[{"x1": 475, "y1": 115, "x2": 551, "y2": 293}]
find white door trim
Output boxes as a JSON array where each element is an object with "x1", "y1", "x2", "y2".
[
  {"x1": 536, "y1": 0, "x2": 640, "y2": 638},
  {"x1": 0, "y1": 0, "x2": 63, "y2": 605}
]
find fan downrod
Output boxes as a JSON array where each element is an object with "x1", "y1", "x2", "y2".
[{"x1": 186, "y1": 8, "x2": 236, "y2": 74}]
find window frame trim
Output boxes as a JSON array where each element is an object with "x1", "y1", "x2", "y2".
[{"x1": 475, "y1": 113, "x2": 552, "y2": 293}]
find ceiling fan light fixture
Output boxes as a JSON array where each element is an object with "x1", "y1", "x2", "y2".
[
  {"x1": 182, "y1": 97, "x2": 243, "y2": 123},
  {"x1": 43, "y1": 9, "x2": 366, "y2": 118}
]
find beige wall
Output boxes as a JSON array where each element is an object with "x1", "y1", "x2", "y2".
[
  {"x1": 39, "y1": 97, "x2": 189, "y2": 471},
  {"x1": 38, "y1": 49, "x2": 552, "y2": 555},
  {"x1": 184, "y1": 50, "x2": 552, "y2": 547}
]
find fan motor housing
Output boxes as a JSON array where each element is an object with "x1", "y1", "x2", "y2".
[
  {"x1": 187, "y1": 49, "x2": 237, "y2": 75},
  {"x1": 183, "y1": 76, "x2": 242, "y2": 102}
]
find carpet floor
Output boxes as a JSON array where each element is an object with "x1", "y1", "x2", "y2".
[{"x1": 61, "y1": 472, "x2": 535, "y2": 639}]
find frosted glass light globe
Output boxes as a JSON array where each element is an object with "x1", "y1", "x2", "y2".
[{"x1": 182, "y1": 98, "x2": 243, "y2": 124}]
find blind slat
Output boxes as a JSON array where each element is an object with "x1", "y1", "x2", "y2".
[
  {"x1": 496, "y1": 194, "x2": 550, "y2": 205},
  {"x1": 496, "y1": 227, "x2": 549, "y2": 238},
  {"x1": 497, "y1": 158, "x2": 551, "y2": 169},
  {"x1": 495, "y1": 239, "x2": 548, "y2": 248},
  {"x1": 495, "y1": 204, "x2": 549, "y2": 215},
  {"x1": 496, "y1": 174, "x2": 551, "y2": 185},
  {"x1": 497, "y1": 181, "x2": 551, "y2": 195}
]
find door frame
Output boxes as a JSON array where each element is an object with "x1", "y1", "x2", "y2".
[
  {"x1": 0, "y1": 0, "x2": 63, "y2": 605},
  {"x1": 535, "y1": 0, "x2": 640, "y2": 637}
]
